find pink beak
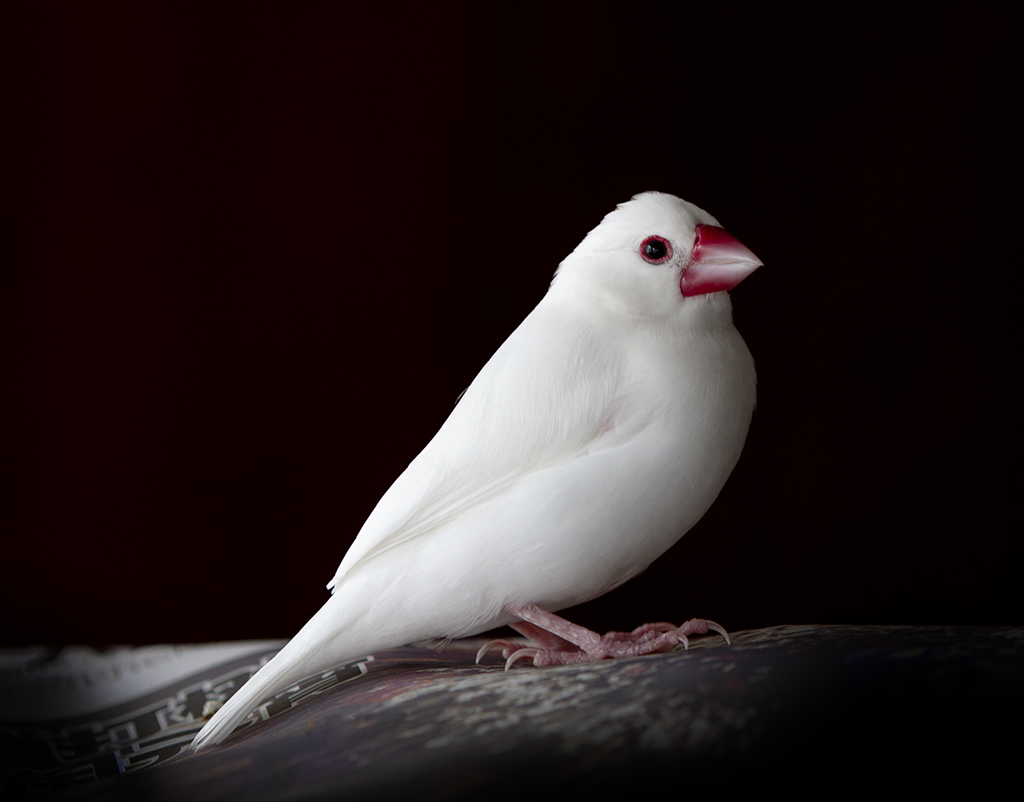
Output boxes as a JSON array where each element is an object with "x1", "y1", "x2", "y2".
[{"x1": 680, "y1": 224, "x2": 762, "y2": 297}]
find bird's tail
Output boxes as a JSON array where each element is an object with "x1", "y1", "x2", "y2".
[{"x1": 189, "y1": 641, "x2": 319, "y2": 751}]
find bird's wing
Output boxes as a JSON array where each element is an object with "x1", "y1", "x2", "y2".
[{"x1": 327, "y1": 297, "x2": 641, "y2": 591}]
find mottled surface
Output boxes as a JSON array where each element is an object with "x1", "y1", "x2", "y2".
[{"x1": 10, "y1": 625, "x2": 1023, "y2": 799}]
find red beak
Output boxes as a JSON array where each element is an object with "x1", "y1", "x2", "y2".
[{"x1": 680, "y1": 225, "x2": 762, "y2": 297}]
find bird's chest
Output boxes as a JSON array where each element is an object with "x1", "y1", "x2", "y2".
[{"x1": 597, "y1": 343, "x2": 703, "y2": 443}]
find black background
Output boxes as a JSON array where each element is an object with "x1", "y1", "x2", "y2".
[{"x1": 6, "y1": 3, "x2": 1020, "y2": 646}]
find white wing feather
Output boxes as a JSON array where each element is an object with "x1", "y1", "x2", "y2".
[{"x1": 328, "y1": 293, "x2": 623, "y2": 590}]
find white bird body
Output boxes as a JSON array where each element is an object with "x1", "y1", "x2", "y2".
[{"x1": 192, "y1": 192, "x2": 759, "y2": 749}]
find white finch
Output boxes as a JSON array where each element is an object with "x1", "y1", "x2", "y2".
[{"x1": 192, "y1": 191, "x2": 760, "y2": 749}]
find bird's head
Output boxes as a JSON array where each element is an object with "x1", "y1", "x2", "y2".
[{"x1": 552, "y1": 192, "x2": 761, "y2": 318}]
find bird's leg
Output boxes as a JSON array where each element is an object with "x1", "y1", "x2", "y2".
[
  {"x1": 509, "y1": 621, "x2": 580, "y2": 651},
  {"x1": 476, "y1": 603, "x2": 729, "y2": 669}
]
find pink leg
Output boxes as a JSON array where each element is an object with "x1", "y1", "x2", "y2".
[{"x1": 476, "y1": 603, "x2": 730, "y2": 669}]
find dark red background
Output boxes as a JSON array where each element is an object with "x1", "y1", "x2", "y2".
[{"x1": 6, "y1": 4, "x2": 1020, "y2": 646}]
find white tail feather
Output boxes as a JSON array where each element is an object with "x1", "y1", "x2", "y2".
[
  {"x1": 189, "y1": 588, "x2": 383, "y2": 750},
  {"x1": 190, "y1": 647, "x2": 299, "y2": 750}
]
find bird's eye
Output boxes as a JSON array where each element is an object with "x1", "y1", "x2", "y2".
[{"x1": 640, "y1": 235, "x2": 673, "y2": 264}]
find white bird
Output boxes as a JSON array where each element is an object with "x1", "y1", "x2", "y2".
[{"x1": 191, "y1": 191, "x2": 760, "y2": 749}]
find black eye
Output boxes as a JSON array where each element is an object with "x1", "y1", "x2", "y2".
[{"x1": 640, "y1": 235, "x2": 673, "y2": 264}]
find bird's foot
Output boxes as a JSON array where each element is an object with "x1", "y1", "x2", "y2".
[{"x1": 475, "y1": 604, "x2": 729, "y2": 670}]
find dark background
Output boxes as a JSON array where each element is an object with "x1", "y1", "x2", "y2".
[{"x1": 6, "y1": 3, "x2": 1020, "y2": 647}]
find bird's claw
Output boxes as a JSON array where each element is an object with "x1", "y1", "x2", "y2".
[
  {"x1": 496, "y1": 607, "x2": 731, "y2": 667},
  {"x1": 476, "y1": 640, "x2": 549, "y2": 670},
  {"x1": 701, "y1": 620, "x2": 731, "y2": 646},
  {"x1": 671, "y1": 617, "x2": 730, "y2": 646},
  {"x1": 475, "y1": 638, "x2": 521, "y2": 663},
  {"x1": 477, "y1": 610, "x2": 730, "y2": 670},
  {"x1": 504, "y1": 648, "x2": 541, "y2": 670}
]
